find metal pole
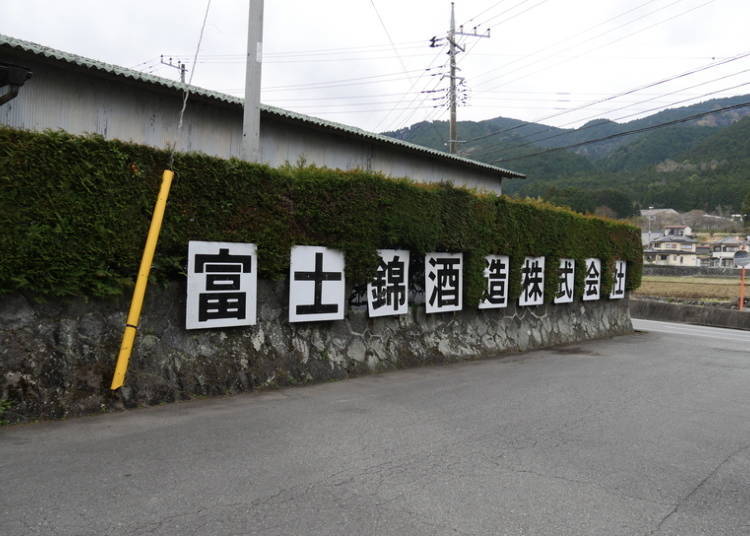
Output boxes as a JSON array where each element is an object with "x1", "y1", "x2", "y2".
[
  {"x1": 241, "y1": 0, "x2": 264, "y2": 162},
  {"x1": 448, "y1": 2, "x2": 457, "y2": 154},
  {"x1": 111, "y1": 169, "x2": 175, "y2": 390}
]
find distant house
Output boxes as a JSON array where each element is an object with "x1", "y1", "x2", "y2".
[
  {"x1": 640, "y1": 208, "x2": 679, "y2": 218},
  {"x1": 710, "y1": 236, "x2": 749, "y2": 267},
  {"x1": 641, "y1": 231, "x2": 663, "y2": 248},
  {"x1": 643, "y1": 235, "x2": 700, "y2": 266},
  {"x1": 664, "y1": 225, "x2": 692, "y2": 237}
]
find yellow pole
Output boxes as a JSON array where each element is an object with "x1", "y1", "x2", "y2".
[{"x1": 111, "y1": 169, "x2": 175, "y2": 390}]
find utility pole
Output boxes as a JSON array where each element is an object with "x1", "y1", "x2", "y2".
[
  {"x1": 448, "y1": 4, "x2": 459, "y2": 154},
  {"x1": 241, "y1": 0, "x2": 264, "y2": 162},
  {"x1": 160, "y1": 55, "x2": 187, "y2": 83},
  {"x1": 441, "y1": 2, "x2": 490, "y2": 154}
]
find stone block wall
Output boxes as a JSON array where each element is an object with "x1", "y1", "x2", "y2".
[{"x1": 0, "y1": 282, "x2": 632, "y2": 423}]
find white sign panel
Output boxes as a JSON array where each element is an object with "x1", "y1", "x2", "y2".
[
  {"x1": 610, "y1": 260, "x2": 627, "y2": 299},
  {"x1": 554, "y1": 258, "x2": 575, "y2": 304},
  {"x1": 425, "y1": 252, "x2": 463, "y2": 313},
  {"x1": 519, "y1": 256, "x2": 545, "y2": 306},
  {"x1": 479, "y1": 254, "x2": 509, "y2": 309},
  {"x1": 583, "y1": 258, "x2": 601, "y2": 301},
  {"x1": 289, "y1": 246, "x2": 346, "y2": 323},
  {"x1": 186, "y1": 241, "x2": 257, "y2": 330},
  {"x1": 367, "y1": 249, "x2": 410, "y2": 317}
]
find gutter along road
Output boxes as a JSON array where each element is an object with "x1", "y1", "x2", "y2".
[{"x1": 2, "y1": 320, "x2": 749, "y2": 535}]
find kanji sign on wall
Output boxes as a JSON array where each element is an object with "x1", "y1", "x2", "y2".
[
  {"x1": 367, "y1": 249, "x2": 410, "y2": 317},
  {"x1": 186, "y1": 241, "x2": 257, "y2": 330},
  {"x1": 583, "y1": 258, "x2": 601, "y2": 301},
  {"x1": 609, "y1": 260, "x2": 627, "y2": 299},
  {"x1": 425, "y1": 252, "x2": 463, "y2": 313},
  {"x1": 554, "y1": 258, "x2": 575, "y2": 304},
  {"x1": 519, "y1": 256, "x2": 545, "y2": 307},
  {"x1": 289, "y1": 246, "x2": 346, "y2": 323},
  {"x1": 479, "y1": 255, "x2": 509, "y2": 309}
]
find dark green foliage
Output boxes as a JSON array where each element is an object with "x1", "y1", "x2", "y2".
[
  {"x1": 0, "y1": 127, "x2": 642, "y2": 303},
  {"x1": 383, "y1": 95, "x2": 750, "y2": 214},
  {"x1": 601, "y1": 126, "x2": 716, "y2": 172}
]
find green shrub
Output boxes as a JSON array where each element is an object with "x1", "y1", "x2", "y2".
[{"x1": 0, "y1": 127, "x2": 642, "y2": 304}]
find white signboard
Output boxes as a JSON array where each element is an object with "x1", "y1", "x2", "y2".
[
  {"x1": 289, "y1": 246, "x2": 346, "y2": 323},
  {"x1": 554, "y1": 258, "x2": 575, "y2": 304},
  {"x1": 425, "y1": 252, "x2": 463, "y2": 313},
  {"x1": 479, "y1": 254, "x2": 509, "y2": 309},
  {"x1": 367, "y1": 249, "x2": 410, "y2": 317},
  {"x1": 609, "y1": 260, "x2": 627, "y2": 299},
  {"x1": 519, "y1": 256, "x2": 545, "y2": 306},
  {"x1": 583, "y1": 258, "x2": 601, "y2": 301},
  {"x1": 186, "y1": 241, "x2": 257, "y2": 330}
]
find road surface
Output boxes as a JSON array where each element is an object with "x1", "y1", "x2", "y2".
[{"x1": 2, "y1": 320, "x2": 749, "y2": 535}]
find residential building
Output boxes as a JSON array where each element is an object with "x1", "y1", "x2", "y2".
[{"x1": 643, "y1": 235, "x2": 700, "y2": 266}]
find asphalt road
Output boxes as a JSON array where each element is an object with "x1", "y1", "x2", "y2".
[{"x1": 2, "y1": 320, "x2": 750, "y2": 536}]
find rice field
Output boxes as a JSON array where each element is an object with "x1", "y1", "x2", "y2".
[{"x1": 634, "y1": 276, "x2": 744, "y2": 301}]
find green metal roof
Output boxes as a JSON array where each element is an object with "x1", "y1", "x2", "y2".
[{"x1": 0, "y1": 33, "x2": 525, "y2": 179}]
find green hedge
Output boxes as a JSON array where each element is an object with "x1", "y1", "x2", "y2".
[{"x1": 0, "y1": 127, "x2": 642, "y2": 304}]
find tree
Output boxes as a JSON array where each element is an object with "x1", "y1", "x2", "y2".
[{"x1": 742, "y1": 191, "x2": 750, "y2": 228}]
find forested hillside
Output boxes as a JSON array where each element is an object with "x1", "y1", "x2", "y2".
[{"x1": 383, "y1": 95, "x2": 750, "y2": 218}]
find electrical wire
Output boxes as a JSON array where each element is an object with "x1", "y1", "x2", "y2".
[
  {"x1": 369, "y1": 0, "x2": 410, "y2": 74},
  {"x1": 493, "y1": 68, "x2": 750, "y2": 152},
  {"x1": 464, "y1": 50, "x2": 750, "y2": 144},
  {"x1": 475, "y1": 0, "x2": 715, "y2": 93},
  {"x1": 469, "y1": 0, "x2": 664, "y2": 86},
  {"x1": 492, "y1": 101, "x2": 750, "y2": 164},
  {"x1": 461, "y1": 0, "x2": 511, "y2": 26},
  {"x1": 168, "y1": 0, "x2": 211, "y2": 170},
  {"x1": 472, "y1": 80, "x2": 750, "y2": 160},
  {"x1": 263, "y1": 70, "x2": 425, "y2": 91}
]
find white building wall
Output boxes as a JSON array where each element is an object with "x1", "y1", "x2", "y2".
[{"x1": 1, "y1": 54, "x2": 506, "y2": 193}]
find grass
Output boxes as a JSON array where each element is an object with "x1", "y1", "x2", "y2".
[{"x1": 634, "y1": 275, "x2": 742, "y2": 300}]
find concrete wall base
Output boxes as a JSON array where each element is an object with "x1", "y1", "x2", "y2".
[{"x1": 630, "y1": 297, "x2": 750, "y2": 330}]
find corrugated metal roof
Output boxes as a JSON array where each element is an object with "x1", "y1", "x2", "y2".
[{"x1": 0, "y1": 33, "x2": 525, "y2": 179}]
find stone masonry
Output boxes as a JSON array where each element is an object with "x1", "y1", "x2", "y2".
[{"x1": 0, "y1": 282, "x2": 632, "y2": 423}]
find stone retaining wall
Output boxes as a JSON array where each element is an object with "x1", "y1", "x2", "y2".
[{"x1": 0, "y1": 282, "x2": 632, "y2": 423}]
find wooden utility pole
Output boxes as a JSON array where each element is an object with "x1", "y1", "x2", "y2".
[{"x1": 241, "y1": 0, "x2": 264, "y2": 162}]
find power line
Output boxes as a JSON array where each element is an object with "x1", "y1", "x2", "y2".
[
  {"x1": 374, "y1": 46, "x2": 446, "y2": 132},
  {"x1": 496, "y1": 68, "x2": 750, "y2": 152},
  {"x1": 182, "y1": 52, "x2": 439, "y2": 64},
  {"x1": 369, "y1": 0, "x2": 410, "y2": 74},
  {"x1": 461, "y1": 0, "x2": 511, "y2": 26},
  {"x1": 262, "y1": 69, "x2": 425, "y2": 91},
  {"x1": 469, "y1": 0, "x2": 663, "y2": 86},
  {"x1": 475, "y1": 0, "x2": 715, "y2": 94},
  {"x1": 492, "y1": 101, "x2": 750, "y2": 164},
  {"x1": 464, "y1": 50, "x2": 750, "y2": 144},
  {"x1": 472, "y1": 80, "x2": 750, "y2": 160}
]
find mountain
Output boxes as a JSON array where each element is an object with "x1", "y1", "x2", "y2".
[{"x1": 381, "y1": 95, "x2": 750, "y2": 217}]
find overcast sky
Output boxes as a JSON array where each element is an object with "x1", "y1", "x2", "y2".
[{"x1": 1, "y1": 0, "x2": 748, "y2": 135}]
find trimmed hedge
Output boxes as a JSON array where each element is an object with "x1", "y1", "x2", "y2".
[{"x1": 0, "y1": 127, "x2": 642, "y2": 304}]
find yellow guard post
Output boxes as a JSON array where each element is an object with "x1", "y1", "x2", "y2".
[{"x1": 111, "y1": 169, "x2": 175, "y2": 390}]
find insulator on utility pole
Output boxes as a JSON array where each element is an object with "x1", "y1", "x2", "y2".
[{"x1": 442, "y1": 2, "x2": 489, "y2": 154}]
